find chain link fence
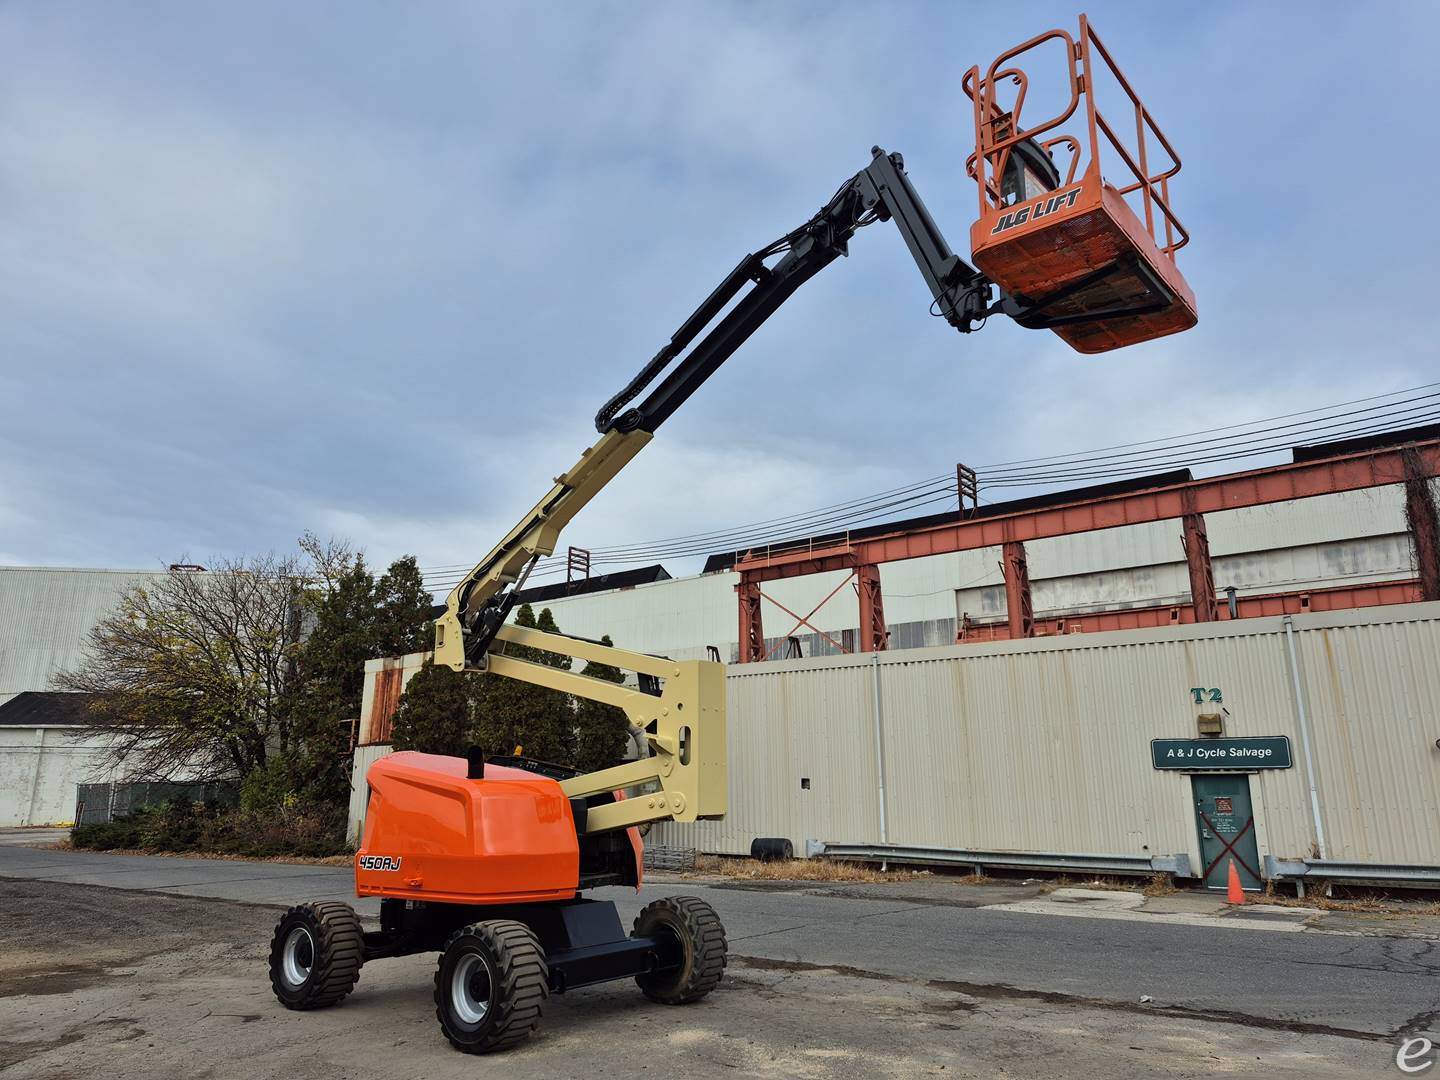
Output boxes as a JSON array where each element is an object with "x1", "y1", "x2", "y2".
[
  {"x1": 74, "y1": 782, "x2": 238, "y2": 826},
  {"x1": 642, "y1": 845, "x2": 698, "y2": 872}
]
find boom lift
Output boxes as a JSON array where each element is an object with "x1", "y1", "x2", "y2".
[{"x1": 267, "y1": 16, "x2": 1194, "y2": 1054}]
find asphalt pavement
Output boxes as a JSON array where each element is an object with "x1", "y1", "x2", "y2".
[{"x1": 0, "y1": 841, "x2": 1436, "y2": 1046}]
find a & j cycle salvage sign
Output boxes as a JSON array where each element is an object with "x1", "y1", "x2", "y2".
[{"x1": 1150, "y1": 736, "x2": 1293, "y2": 770}]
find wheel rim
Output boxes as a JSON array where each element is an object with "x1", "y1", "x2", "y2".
[
  {"x1": 649, "y1": 918, "x2": 690, "y2": 972},
  {"x1": 450, "y1": 952, "x2": 493, "y2": 1026},
  {"x1": 281, "y1": 926, "x2": 315, "y2": 988}
]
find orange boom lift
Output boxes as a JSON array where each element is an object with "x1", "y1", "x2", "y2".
[{"x1": 266, "y1": 15, "x2": 1195, "y2": 1053}]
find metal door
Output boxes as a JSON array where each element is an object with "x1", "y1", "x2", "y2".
[{"x1": 1192, "y1": 775, "x2": 1261, "y2": 891}]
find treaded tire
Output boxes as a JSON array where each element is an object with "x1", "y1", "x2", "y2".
[
  {"x1": 434, "y1": 920, "x2": 549, "y2": 1054},
  {"x1": 632, "y1": 895, "x2": 727, "y2": 1004},
  {"x1": 268, "y1": 901, "x2": 363, "y2": 1010}
]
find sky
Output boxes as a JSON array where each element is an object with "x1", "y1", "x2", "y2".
[{"x1": 2, "y1": 1, "x2": 1438, "y2": 587}]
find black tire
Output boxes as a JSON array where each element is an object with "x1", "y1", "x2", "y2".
[
  {"x1": 268, "y1": 901, "x2": 363, "y2": 1010},
  {"x1": 632, "y1": 895, "x2": 727, "y2": 1004},
  {"x1": 433, "y1": 920, "x2": 549, "y2": 1054},
  {"x1": 750, "y1": 837, "x2": 794, "y2": 862}
]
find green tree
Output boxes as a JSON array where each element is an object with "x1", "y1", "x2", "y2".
[
  {"x1": 472, "y1": 605, "x2": 576, "y2": 764},
  {"x1": 572, "y1": 635, "x2": 631, "y2": 773},
  {"x1": 390, "y1": 660, "x2": 473, "y2": 756},
  {"x1": 284, "y1": 545, "x2": 435, "y2": 803},
  {"x1": 373, "y1": 556, "x2": 434, "y2": 656}
]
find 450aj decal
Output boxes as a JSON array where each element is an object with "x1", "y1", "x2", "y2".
[
  {"x1": 990, "y1": 186, "x2": 1081, "y2": 235},
  {"x1": 358, "y1": 855, "x2": 402, "y2": 871}
]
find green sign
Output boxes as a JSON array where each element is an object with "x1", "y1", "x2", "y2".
[{"x1": 1151, "y1": 736, "x2": 1293, "y2": 771}]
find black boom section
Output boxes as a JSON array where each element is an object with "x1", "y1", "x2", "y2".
[{"x1": 596, "y1": 147, "x2": 1002, "y2": 438}]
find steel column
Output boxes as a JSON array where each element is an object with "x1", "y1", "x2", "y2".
[
  {"x1": 1181, "y1": 506, "x2": 1217, "y2": 622},
  {"x1": 1403, "y1": 447, "x2": 1440, "y2": 601},
  {"x1": 1002, "y1": 540, "x2": 1034, "y2": 639},
  {"x1": 737, "y1": 579, "x2": 764, "y2": 664},
  {"x1": 857, "y1": 563, "x2": 888, "y2": 652}
]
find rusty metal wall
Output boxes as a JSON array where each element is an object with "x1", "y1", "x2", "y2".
[
  {"x1": 357, "y1": 652, "x2": 430, "y2": 746},
  {"x1": 653, "y1": 602, "x2": 1440, "y2": 871}
]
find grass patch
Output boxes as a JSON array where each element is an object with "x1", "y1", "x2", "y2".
[{"x1": 1255, "y1": 883, "x2": 1440, "y2": 915}]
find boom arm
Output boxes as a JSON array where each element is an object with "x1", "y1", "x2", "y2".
[
  {"x1": 434, "y1": 147, "x2": 1001, "y2": 675},
  {"x1": 431, "y1": 147, "x2": 1025, "y2": 835}
]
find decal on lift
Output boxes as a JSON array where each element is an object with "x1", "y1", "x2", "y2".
[
  {"x1": 358, "y1": 855, "x2": 402, "y2": 871},
  {"x1": 990, "y1": 186, "x2": 1082, "y2": 235}
]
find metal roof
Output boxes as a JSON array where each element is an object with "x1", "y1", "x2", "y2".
[
  {"x1": 516, "y1": 564, "x2": 671, "y2": 604},
  {"x1": 0, "y1": 691, "x2": 90, "y2": 727},
  {"x1": 0, "y1": 566, "x2": 171, "y2": 704},
  {"x1": 700, "y1": 470, "x2": 1195, "y2": 573}
]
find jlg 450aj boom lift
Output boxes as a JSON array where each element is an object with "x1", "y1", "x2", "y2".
[{"x1": 267, "y1": 16, "x2": 1195, "y2": 1054}]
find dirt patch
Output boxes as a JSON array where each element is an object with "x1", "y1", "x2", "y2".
[
  {"x1": 685, "y1": 855, "x2": 949, "y2": 884},
  {"x1": 732, "y1": 955, "x2": 1392, "y2": 1044},
  {"x1": 0, "y1": 1031, "x2": 86, "y2": 1070},
  {"x1": 0, "y1": 964, "x2": 130, "y2": 999},
  {"x1": 0, "y1": 878, "x2": 276, "y2": 1000}
]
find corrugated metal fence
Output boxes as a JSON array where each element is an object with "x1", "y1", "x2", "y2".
[
  {"x1": 347, "y1": 604, "x2": 1440, "y2": 876},
  {"x1": 650, "y1": 603, "x2": 1440, "y2": 874}
]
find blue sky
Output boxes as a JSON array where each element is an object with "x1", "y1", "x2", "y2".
[{"x1": 2, "y1": 1, "x2": 1437, "y2": 580}]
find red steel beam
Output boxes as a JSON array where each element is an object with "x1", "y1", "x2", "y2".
[
  {"x1": 757, "y1": 573, "x2": 855, "y2": 661},
  {"x1": 952, "y1": 579, "x2": 1424, "y2": 644},
  {"x1": 737, "y1": 439, "x2": 1440, "y2": 584}
]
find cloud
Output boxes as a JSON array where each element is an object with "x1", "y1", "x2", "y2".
[{"x1": 1, "y1": 1, "x2": 1437, "y2": 581}]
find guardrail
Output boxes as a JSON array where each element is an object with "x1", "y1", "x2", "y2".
[
  {"x1": 810, "y1": 841, "x2": 1192, "y2": 879},
  {"x1": 1263, "y1": 855, "x2": 1440, "y2": 895}
]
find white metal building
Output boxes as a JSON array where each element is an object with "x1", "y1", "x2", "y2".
[
  {"x1": 0, "y1": 692, "x2": 122, "y2": 827},
  {"x1": 0, "y1": 567, "x2": 170, "y2": 825}
]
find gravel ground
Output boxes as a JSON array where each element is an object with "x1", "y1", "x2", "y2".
[{"x1": 0, "y1": 878, "x2": 1403, "y2": 1079}]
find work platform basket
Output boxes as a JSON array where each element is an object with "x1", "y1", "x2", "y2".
[{"x1": 965, "y1": 15, "x2": 1197, "y2": 353}]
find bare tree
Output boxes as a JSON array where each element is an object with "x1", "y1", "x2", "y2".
[
  {"x1": 297, "y1": 531, "x2": 358, "y2": 594},
  {"x1": 55, "y1": 554, "x2": 306, "y2": 782}
]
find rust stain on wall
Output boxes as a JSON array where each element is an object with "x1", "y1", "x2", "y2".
[{"x1": 364, "y1": 665, "x2": 405, "y2": 745}]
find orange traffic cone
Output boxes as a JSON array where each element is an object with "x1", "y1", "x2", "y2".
[{"x1": 1225, "y1": 858, "x2": 1245, "y2": 905}]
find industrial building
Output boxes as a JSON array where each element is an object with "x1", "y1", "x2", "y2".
[
  {"x1": 349, "y1": 430, "x2": 1440, "y2": 888},
  {"x1": 492, "y1": 429, "x2": 1440, "y2": 666},
  {"x1": 3, "y1": 427, "x2": 1437, "y2": 882},
  {"x1": 0, "y1": 567, "x2": 172, "y2": 825}
]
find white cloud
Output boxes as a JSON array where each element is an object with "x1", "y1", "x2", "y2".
[{"x1": 1, "y1": 1, "x2": 1438, "y2": 575}]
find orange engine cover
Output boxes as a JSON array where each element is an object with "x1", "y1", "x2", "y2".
[{"x1": 356, "y1": 752, "x2": 584, "y2": 905}]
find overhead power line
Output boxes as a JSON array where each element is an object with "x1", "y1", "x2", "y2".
[{"x1": 420, "y1": 381, "x2": 1440, "y2": 591}]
